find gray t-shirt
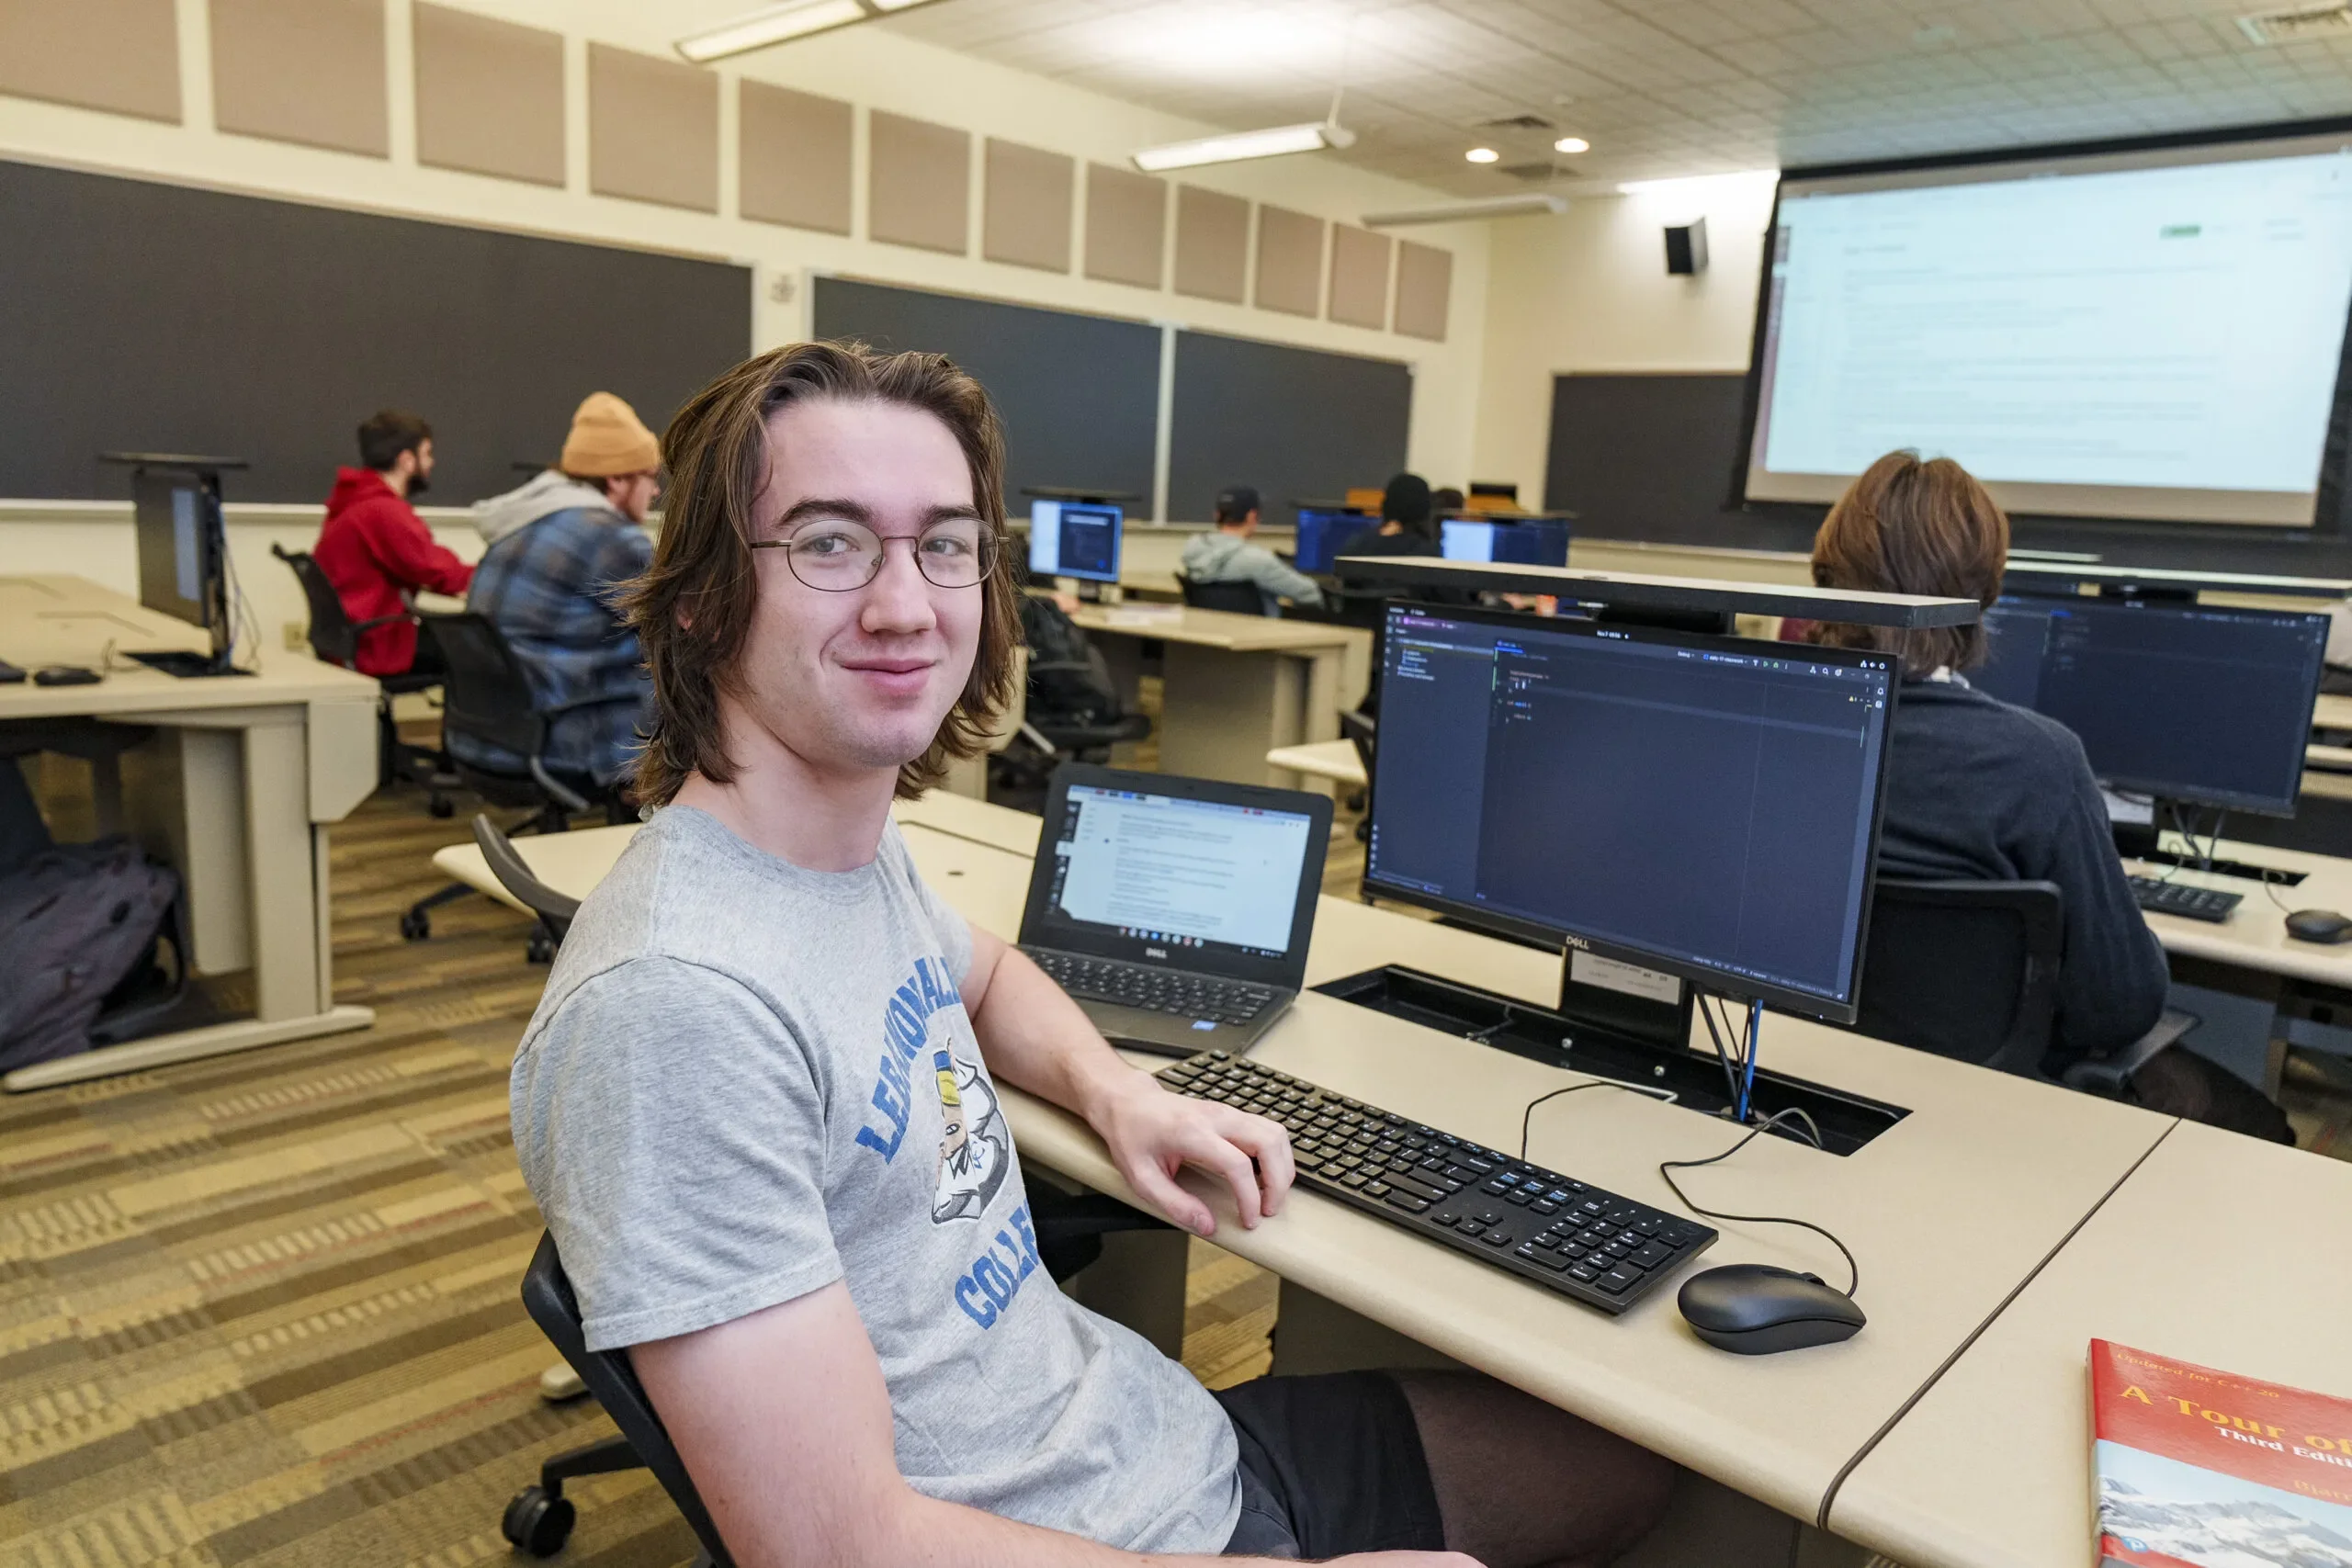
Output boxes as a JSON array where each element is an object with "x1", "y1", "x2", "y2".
[{"x1": 509, "y1": 805, "x2": 1240, "y2": 1551}]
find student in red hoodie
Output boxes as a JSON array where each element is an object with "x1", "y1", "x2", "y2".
[{"x1": 315, "y1": 410, "x2": 474, "y2": 675}]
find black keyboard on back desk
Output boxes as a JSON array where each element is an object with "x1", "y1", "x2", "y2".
[
  {"x1": 2128, "y1": 875, "x2": 2241, "y2": 923},
  {"x1": 1028, "y1": 950, "x2": 1274, "y2": 1024},
  {"x1": 1157, "y1": 1052, "x2": 1715, "y2": 1314}
]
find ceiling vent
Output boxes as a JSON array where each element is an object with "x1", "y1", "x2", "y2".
[
  {"x1": 1498, "y1": 161, "x2": 1574, "y2": 182},
  {"x1": 2235, "y1": 2, "x2": 2352, "y2": 43},
  {"x1": 1477, "y1": 112, "x2": 1555, "y2": 131}
]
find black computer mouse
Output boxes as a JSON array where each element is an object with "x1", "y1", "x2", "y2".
[
  {"x1": 1678, "y1": 1264, "x2": 1866, "y2": 1355},
  {"x1": 2285, "y1": 908, "x2": 2352, "y2": 945},
  {"x1": 33, "y1": 665, "x2": 101, "y2": 686}
]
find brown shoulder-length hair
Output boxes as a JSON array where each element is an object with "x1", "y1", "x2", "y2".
[
  {"x1": 624, "y1": 340, "x2": 1021, "y2": 805},
  {"x1": 1810, "y1": 450, "x2": 2009, "y2": 677}
]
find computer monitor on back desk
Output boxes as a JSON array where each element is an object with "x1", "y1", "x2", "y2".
[
  {"x1": 1293, "y1": 508, "x2": 1371, "y2": 576},
  {"x1": 1439, "y1": 517, "x2": 1570, "y2": 568},
  {"x1": 129, "y1": 465, "x2": 236, "y2": 676},
  {"x1": 1973, "y1": 593, "x2": 2328, "y2": 816},
  {"x1": 1364, "y1": 604, "x2": 1899, "y2": 1026},
  {"x1": 1028, "y1": 500, "x2": 1123, "y2": 585}
]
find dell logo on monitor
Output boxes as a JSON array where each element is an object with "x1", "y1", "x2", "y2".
[
  {"x1": 1146, "y1": 946, "x2": 1169, "y2": 959},
  {"x1": 1562, "y1": 934, "x2": 1589, "y2": 951}
]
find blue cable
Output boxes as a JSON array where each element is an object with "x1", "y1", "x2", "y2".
[{"x1": 1737, "y1": 998, "x2": 1761, "y2": 1123}]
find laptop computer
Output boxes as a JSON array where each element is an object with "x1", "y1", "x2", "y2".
[{"x1": 1018, "y1": 763, "x2": 1332, "y2": 1055}]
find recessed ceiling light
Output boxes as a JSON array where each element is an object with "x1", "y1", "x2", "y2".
[
  {"x1": 1554, "y1": 136, "x2": 1590, "y2": 154},
  {"x1": 1132, "y1": 121, "x2": 1356, "y2": 173},
  {"x1": 1464, "y1": 147, "x2": 1500, "y2": 164},
  {"x1": 674, "y1": 0, "x2": 948, "y2": 62}
]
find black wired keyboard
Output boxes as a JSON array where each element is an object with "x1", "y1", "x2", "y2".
[
  {"x1": 1157, "y1": 1052, "x2": 1715, "y2": 1314},
  {"x1": 1027, "y1": 950, "x2": 1274, "y2": 1025},
  {"x1": 2129, "y1": 875, "x2": 2241, "y2": 923}
]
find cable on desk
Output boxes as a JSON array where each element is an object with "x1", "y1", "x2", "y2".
[
  {"x1": 1517, "y1": 1077, "x2": 1675, "y2": 1161},
  {"x1": 1659, "y1": 1109, "x2": 1861, "y2": 1302}
]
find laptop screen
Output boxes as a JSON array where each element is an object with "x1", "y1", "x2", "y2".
[{"x1": 1020, "y1": 767, "x2": 1332, "y2": 987}]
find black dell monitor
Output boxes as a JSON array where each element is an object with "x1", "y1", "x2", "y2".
[
  {"x1": 1363, "y1": 603, "x2": 1900, "y2": 1025},
  {"x1": 1438, "y1": 516, "x2": 1570, "y2": 568},
  {"x1": 1027, "y1": 499, "x2": 1123, "y2": 585},
  {"x1": 130, "y1": 466, "x2": 233, "y2": 673},
  {"x1": 1974, "y1": 593, "x2": 2328, "y2": 817},
  {"x1": 1293, "y1": 507, "x2": 1371, "y2": 575}
]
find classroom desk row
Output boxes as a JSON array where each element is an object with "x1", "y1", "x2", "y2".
[
  {"x1": 431, "y1": 792, "x2": 2352, "y2": 1568},
  {"x1": 1, "y1": 574, "x2": 381, "y2": 1091}
]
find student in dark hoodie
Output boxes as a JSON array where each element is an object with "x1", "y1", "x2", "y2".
[
  {"x1": 314, "y1": 410, "x2": 473, "y2": 676},
  {"x1": 1810, "y1": 450, "x2": 2290, "y2": 1140}
]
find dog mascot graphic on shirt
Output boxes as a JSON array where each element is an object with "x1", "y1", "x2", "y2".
[{"x1": 930, "y1": 1044, "x2": 1008, "y2": 1223}]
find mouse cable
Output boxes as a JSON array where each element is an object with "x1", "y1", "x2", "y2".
[{"x1": 1658, "y1": 1109, "x2": 1861, "y2": 1302}]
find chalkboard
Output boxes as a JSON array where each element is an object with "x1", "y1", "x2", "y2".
[
  {"x1": 0, "y1": 159, "x2": 752, "y2": 504},
  {"x1": 1168, "y1": 331, "x2": 1411, "y2": 523},
  {"x1": 1543, "y1": 372, "x2": 1813, "y2": 549},
  {"x1": 811, "y1": 276, "x2": 1159, "y2": 509}
]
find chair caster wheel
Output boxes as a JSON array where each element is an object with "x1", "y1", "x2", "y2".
[
  {"x1": 428, "y1": 794, "x2": 454, "y2": 818},
  {"x1": 502, "y1": 1485, "x2": 575, "y2": 1557},
  {"x1": 400, "y1": 908, "x2": 431, "y2": 942},
  {"x1": 526, "y1": 930, "x2": 557, "y2": 964}
]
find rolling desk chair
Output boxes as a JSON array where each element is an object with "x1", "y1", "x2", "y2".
[
  {"x1": 1176, "y1": 574, "x2": 1272, "y2": 616},
  {"x1": 399, "y1": 613, "x2": 639, "y2": 942},
  {"x1": 271, "y1": 544, "x2": 453, "y2": 815},
  {"x1": 1851, "y1": 878, "x2": 2196, "y2": 1093},
  {"x1": 471, "y1": 814, "x2": 579, "y2": 964}
]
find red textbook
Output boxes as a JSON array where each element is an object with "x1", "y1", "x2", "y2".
[{"x1": 2091, "y1": 1339, "x2": 2352, "y2": 1567}]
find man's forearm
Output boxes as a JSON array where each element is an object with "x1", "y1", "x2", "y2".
[{"x1": 967, "y1": 943, "x2": 1139, "y2": 1124}]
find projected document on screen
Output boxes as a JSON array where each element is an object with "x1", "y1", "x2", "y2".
[{"x1": 1745, "y1": 136, "x2": 2352, "y2": 525}]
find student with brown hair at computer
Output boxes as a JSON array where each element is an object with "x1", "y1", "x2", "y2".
[{"x1": 1809, "y1": 449, "x2": 2290, "y2": 1141}]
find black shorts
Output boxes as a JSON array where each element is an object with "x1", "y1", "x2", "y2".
[{"x1": 1214, "y1": 1372, "x2": 1445, "y2": 1557}]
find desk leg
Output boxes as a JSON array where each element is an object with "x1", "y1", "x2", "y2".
[{"x1": 245, "y1": 716, "x2": 318, "y2": 1023}]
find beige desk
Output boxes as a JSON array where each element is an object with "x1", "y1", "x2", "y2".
[
  {"x1": 2126, "y1": 834, "x2": 2352, "y2": 990},
  {"x1": 1068, "y1": 604, "x2": 1369, "y2": 788},
  {"x1": 1264, "y1": 739, "x2": 1367, "y2": 789},
  {"x1": 436, "y1": 796, "x2": 2176, "y2": 1547},
  {"x1": 0, "y1": 574, "x2": 379, "y2": 1090},
  {"x1": 1824, "y1": 1122, "x2": 2352, "y2": 1568},
  {"x1": 2314, "y1": 693, "x2": 2352, "y2": 731}
]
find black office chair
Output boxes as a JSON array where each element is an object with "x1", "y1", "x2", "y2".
[
  {"x1": 1849, "y1": 878, "x2": 2196, "y2": 1093},
  {"x1": 999, "y1": 598, "x2": 1152, "y2": 792},
  {"x1": 505, "y1": 1193, "x2": 1171, "y2": 1560},
  {"x1": 272, "y1": 544, "x2": 453, "y2": 815},
  {"x1": 472, "y1": 814, "x2": 580, "y2": 964},
  {"x1": 399, "y1": 612, "x2": 639, "y2": 942},
  {"x1": 1177, "y1": 574, "x2": 1272, "y2": 616}
]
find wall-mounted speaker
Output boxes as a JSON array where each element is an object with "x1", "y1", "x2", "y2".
[{"x1": 1665, "y1": 217, "x2": 1709, "y2": 276}]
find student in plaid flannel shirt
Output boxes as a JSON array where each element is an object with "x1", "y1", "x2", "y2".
[{"x1": 455, "y1": 393, "x2": 662, "y2": 796}]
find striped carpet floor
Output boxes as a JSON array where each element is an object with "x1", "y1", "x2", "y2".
[{"x1": 0, "y1": 773, "x2": 1283, "y2": 1568}]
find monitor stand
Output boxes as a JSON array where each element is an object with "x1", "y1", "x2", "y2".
[
  {"x1": 1075, "y1": 580, "x2": 1106, "y2": 604},
  {"x1": 128, "y1": 649, "x2": 247, "y2": 679}
]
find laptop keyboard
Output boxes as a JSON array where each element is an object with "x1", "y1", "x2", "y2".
[{"x1": 1027, "y1": 950, "x2": 1275, "y2": 1024}]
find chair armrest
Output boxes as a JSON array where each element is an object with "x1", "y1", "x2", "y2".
[{"x1": 2060, "y1": 1007, "x2": 2200, "y2": 1097}]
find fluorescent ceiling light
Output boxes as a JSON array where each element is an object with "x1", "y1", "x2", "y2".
[
  {"x1": 1131, "y1": 121, "x2": 1355, "y2": 173},
  {"x1": 1616, "y1": 168, "x2": 1779, "y2": 196},
  {"x1": 675, "y1": 0, "x2": 946, "y2": 62},
  {"x1": 1363, "y1": 193, "x2": 1567, "y2": 227},
  {"x1": 1464, "y1": 146, "x2": 1500, "y2": 164},
  {"x1": 1554, "y1": 136, "x2": 1590, "y2": 154}
]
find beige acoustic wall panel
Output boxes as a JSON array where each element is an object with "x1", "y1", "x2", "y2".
[
  {"x1": 413, "y1": 4, "x2": 562, "y2": 187},
  {"x1": 870, "y1": 111, "x2": 970, "y2": 254},
  {"x1": 741, "y1": 80, "x2": 851, "y2": 234},
  {"x1": 1254, "y1": 204, "x2": 1324, "y2": 318},
  {"x1": 0, "y1": 0, "x2": 180, "y2": 122},
  {"x1": 1085, "y1": 164, "x2": 1164, "y2": 289},
  {"x1": 1395, "y1": 241, "x2": 1453, "y2": 342},
  {"x1": 1328, "y1": 224, "x2": 1392, "y2": 330},
  {"x1": 984, "y1": 139, "x2": 1073, "y2": 273},
  {"x1": 1174, "y1": 186, "x2": 1249, "y2": 304},
  {"x1": 588, "y1": 43, "x2": 718, "y2": 213},
  {"x1": 210, "y1": 0, "x2": 388, "y2": 157}
]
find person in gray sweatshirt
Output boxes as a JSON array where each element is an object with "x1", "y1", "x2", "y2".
[{"x1": 1178, "y1": 486, "x2": 1325, "y2": 615}]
